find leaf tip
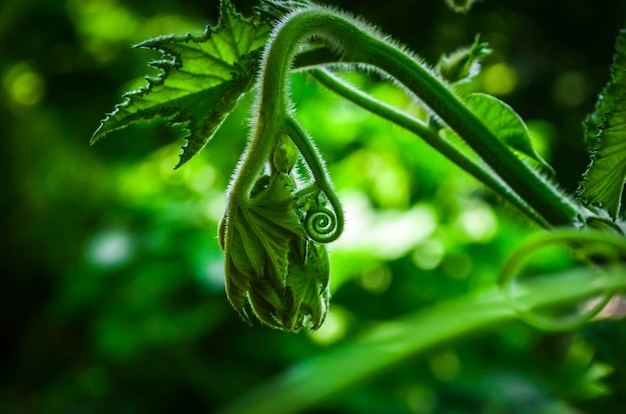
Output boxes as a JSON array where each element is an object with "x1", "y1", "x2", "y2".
[
  {"x1": 173, "y1": 156, "x2": 189, "y2": 170},
  {"x1": 90, "y1": 124, "x2": 107, "y2": 146}
]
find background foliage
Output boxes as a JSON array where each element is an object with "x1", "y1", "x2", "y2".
[{"x1": 2, "y1": 0, "x2": 626, "y2": 412}]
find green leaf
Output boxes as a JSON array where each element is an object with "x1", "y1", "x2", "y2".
[
  {"x1": 584, "y1": 30, "x2": 626, "y2": 149},
  {"x1": 222, "y1": 146, "x2": 335, "y2": 331},
  {"x1": 91, "y1": 0, "x2": 272, "y2": 168},
  {"x1": 578, "y1": 100, "x2": 626, "y2": 218},
  {"x1": 229, "y1": 173, "x2": 304, "y2": 290},
  {"x1": 285, "y1": 237, "x2": 331, "y2": 330},
  {"x1": 578, "y1": 30, "x2": 626, "y2": 219},
  {"x1": 464, "y1": 93, "x2": 554, "y2": 175}
]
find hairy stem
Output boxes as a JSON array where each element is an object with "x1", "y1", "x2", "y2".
[
  {"x1": 309, "y1": 68, "x2": 550, "y2": 228},
  {"x1": 225, "y1": 11, "x2": 346, "y2": 242},
  {"x1": 263, "y1": 5, "x2": 583, "y2": 227},
  {"x1": 284, "y1": 116, "x2": 344, "y2": 241}
]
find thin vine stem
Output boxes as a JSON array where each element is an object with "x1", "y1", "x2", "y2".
[
  {"x1": 308, "y1": 68, "x2": 550, "y2": 228},
  {"x1": 261, "y1": 5, "x2": 585, "y2": 227},
  {"x1": 500, "y1": 230, "x2": 626, "y2": 331},
  {"x1": 284, "y1": 116, "x2": 344, "y2": 241}
]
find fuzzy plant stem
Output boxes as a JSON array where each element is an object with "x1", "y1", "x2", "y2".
[
  {"x1": 225, "y1": 8, "x2": 343, "y2": 238},
  {"x1": 308, "y1": 68, "x2": 550, "y2": 228},
  {"x1": 262, "y1": 6, "x2": 584, "y2": 227}
]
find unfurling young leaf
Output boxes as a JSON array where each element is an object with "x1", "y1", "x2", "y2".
[
  {"x1": 578, "y1": 30, "x2": 626, "y2": 220},
  {"x1": 91, "y1": 0, "x2": 271, "y2": 168},
  {"x1": 220, "y1": 135, "x2": 334, "y2": 331},
  {"x1": 437, "y1": 36, "x2": 491, "y2": 85}
]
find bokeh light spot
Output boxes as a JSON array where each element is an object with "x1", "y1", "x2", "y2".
[
  {"x1": 308, "y1": 307, "x2": 349, "y2": 346},
  {"x1": 428, "y1": 351, "x2": 461, "y2": 382},
  {"x1": 202, "y1": 258, "x2": 226, "y2": 292},
  {"x1": 553, "y1": 70, "x2": 589, "y2": 107},
  {"x1": 3, "y1": 62, "x2": 45, "y2": 107},
  {"x1": 86, "y1": 228, "x2": 134, "y2": 268},
  {"x1": 412, "y1": 238, "x2": 446, "y2": 270},
  {"x1": 344, "y1": 149, "x2": 410, "y2": 209},
  {"x1": 361, "y1": 265, "x2": 392, "y2": 294},
  {"x1": 457, "y1": 202, "x2": 498, "y2": 242},
  {"x1": 335, "y1": 192, "x2": 437, "y2": 258},
  {"x1": 482, "y1": 63, "x2": 518, "y2": 95}
]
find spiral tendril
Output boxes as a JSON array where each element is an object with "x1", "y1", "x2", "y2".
[{"x1": 304, "y1": 206, "x2": 339, "y2": 243}]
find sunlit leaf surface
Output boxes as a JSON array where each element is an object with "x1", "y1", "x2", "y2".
[
  {"x1": 91, "y1": 0, "x2": 271, "y2": 167},
  {"x1": 465, "y1": 93, "x2": 554, "y2": 175}
]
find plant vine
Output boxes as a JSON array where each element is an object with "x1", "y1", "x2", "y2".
[{"x1": 92, "y1": 0, "x2": 626, "y2": 332}]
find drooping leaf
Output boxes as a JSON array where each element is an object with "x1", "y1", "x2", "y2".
[
  {"x1": 91, "y1": 0, "x2": 272, "y2": 168},
  {"x1": 285, "y1": 240, "x2": 330, "y2": 330},
  {"x1": 228, "y1": 173, "x2": 304, "y2": 290},
  {"x1": 464, "y1": 93, "x2": 555, "y2": 175},
  {"x1": 223, "y1": 170, "x2": 310, "y2": 329},
  {"x1": 578, "y1": 30, "x2": 626, "y2": 219}
]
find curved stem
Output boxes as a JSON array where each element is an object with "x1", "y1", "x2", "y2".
[
  {"x1": 500, "y1": 230, "x2": 626, "y2": 331},
  {"x1": 261, "y1": 5, "x2": 584, "y2": 227},
  {"x1": 284, "y1": 116, "x2": 344, "y2": 241},
  {"x1": 225, "y1": 17, "x2": 346, "y2": 241},
  {"x1": 308, "y1": 68, "x2": 550, "y2": 228}
]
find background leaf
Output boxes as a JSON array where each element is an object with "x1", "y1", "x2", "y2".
[
  {"x1": 91, "y1": 0, "x2": 271, "y2": 168},
  {"x1": 442, "y1": 93, "x2": 554, "y2": 175},
  {"x1": 578, "y1": 30, "x2": 626, "y2": 219},
  {"x1": 466, "y1": 93, "x2": 554, "y2": 175}
]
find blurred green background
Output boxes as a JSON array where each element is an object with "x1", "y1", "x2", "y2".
[{"x1": 2, "y1": 0, "x2": 626, "y2": 412}]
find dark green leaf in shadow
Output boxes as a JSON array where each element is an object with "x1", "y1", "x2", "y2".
[
  {"x1": 583, "y1": 30, "x2": 626, "y2": 149},
  {"x1": 578, "y1": 30, "x2": 626, "y2": 219}
]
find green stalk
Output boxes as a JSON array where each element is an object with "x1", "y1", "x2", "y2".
[
  {"x1": 217, "y1": 264, "x2": 626, "y2": 414},
  {"x1": 284, "y1": 116, "x2": 345, "y2": 241},
  {"x1": 261, "y1": 5, "x2": 583, "y2": 227},
  {"x1": 308, "y1": 68, "x2": 550, "y2": 228},
  {"x1": 224, "y1": 11, "x2": 347, "y2": 245}
]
